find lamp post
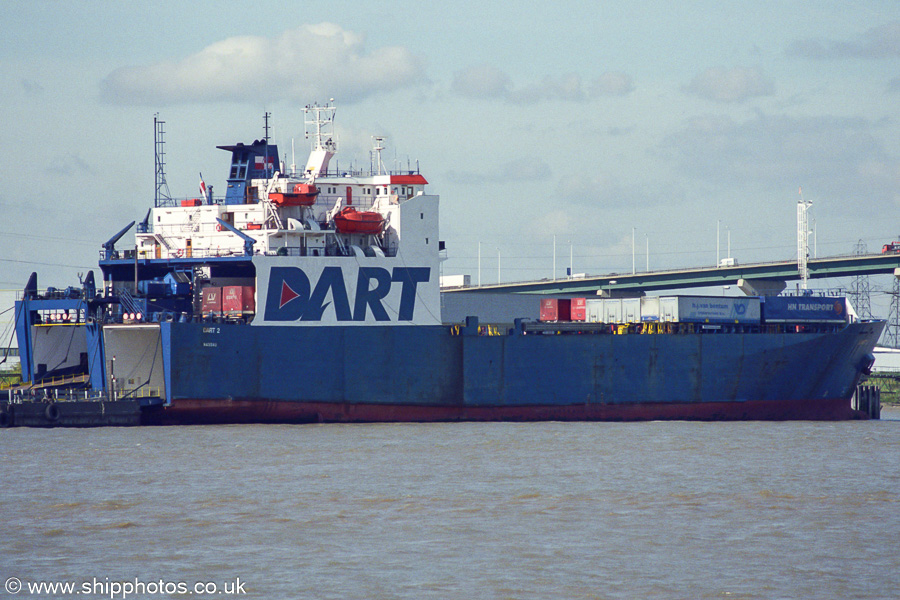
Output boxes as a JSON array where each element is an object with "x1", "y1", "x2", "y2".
[{"x1": 645, "y1": 234, "x2": 649, "y2": 272}]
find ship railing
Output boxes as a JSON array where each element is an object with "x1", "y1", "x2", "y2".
[
  {"x1": 2, "y1": 373, "x2": 91, "y2": 392},
  {"x1": 137, "y1": 244, "x2": 404, "y2": 259},
  {"x1": 100, "y1": 248, "x2": 140, "y2": 261},
  {"x1": 35, "y1": 374, "x2": 91, "y2": 388},
  {"x1": 5, "y1": 387, "x2": 108, "y2": 404},
  {"x1": 503, "y1": 320, "x2": 845, "y2": 336},
  {"x1": 0, "y1": 376, "x2": 22, "y2": 390},
  {"x1": 312, "y1": 167, "x2": 423, "y2": 178},
  {"x1": 116, "y1": 386, "x2": 164, "y2": 400},
  {"x1": 134, "y1": 247, "x2": 250, "y2": 260},
  {"x1": 153, "y1": 195, "x2": 225, "y2": 208},
  {"x1": 17, "y1": 287, "x2": 87, "y2": 301}
]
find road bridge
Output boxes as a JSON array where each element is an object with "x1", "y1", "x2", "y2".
[{"x1": 443, "y1": 253, "x2": 900, "y2": 296}]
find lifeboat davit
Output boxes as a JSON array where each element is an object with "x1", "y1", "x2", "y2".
[
  {"x1": 333, "y1": 207, "x2": 385, "y2": 235},
  {"x1": 269, "y1": 183, "x2": 319, "y2": 207}
]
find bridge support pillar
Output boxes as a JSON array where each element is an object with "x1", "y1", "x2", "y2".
[{"x1": 738, "y1": 278, "x2": 786, "y2": 297}]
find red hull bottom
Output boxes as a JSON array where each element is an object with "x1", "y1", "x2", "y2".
[{"x1": 143, "y1": 397, "x2": 867, "y2": 425}]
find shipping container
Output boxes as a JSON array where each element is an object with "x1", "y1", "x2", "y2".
[
  {"x1": 539, "y1": 298, "x2": 558, "y2": 322},
  {"x1": 640, "y1": 297, "x2": 660, "y2": 322},
  {"x1": 603, "y1": 299, "x2": 623, "y2": 323},
  {"x1": 583, "y1": 298, "x2": 643, "y2": 324},
  {"x1": 658, "y1": 296, "x2": 760, "y2": 324},
  {"x1": 586, "y1": 296, "x2": 761, "y2": 324},
  {"x1": 762, "y1": 296, "x2": 846, "y2": 323},
  {"x1": 201, "y1": 287, "x2": 222, "y2": 319},
  {"x1": 223, "y1": 285, "x2": 255, "y2": 318},
  {"x1": 622, "y1": 298, "x2": 641, "y2": 323},
  {"x1": 440, "y1": 274, "x2": 471, "y2": 288},
  {"x1": 539, "y1": 298, "x2": 586, "y2": 322},
  {"x1": 570, "y1": 298, "x2": 586, "y2": 322},
  {"x1": 585, "y1": 298, "x2": 604, "y2": 323}
]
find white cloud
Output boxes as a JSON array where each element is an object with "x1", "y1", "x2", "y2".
[
  {"x1": 48, "y1": 154, "x2": 93, "y2": 177},
  {"x1": 683, "y1": 66, "x2": 774, "y2": 103},
  {"x1": 101, "y1": 23, "x2": 426, "y2": 106},
  {"x1": 787, "y1": 21, "x2": 900, "y2": 59},
  {"x1": 451, "y1": 64, "x2": 511, "y2": 99},
  {"x1": 511, "y1": 73, "x2": 588, "y2": 103},
  {"x1": 21, "y1": 78, "x2": 43, "y2": 95},
  {"x1": 590, "y1": 72, "x2": 634, "y2": 97},
  {"x1": 452, "y1": 65, "x2": 633, "y2": 103},
  {"x1": 555, "y1": 173, "x2": 669, "y2": 212},
  {"x1": 447, "y1": 156, "x2": 551, "y2": 185},
  {"x1": 659, "y1": 112, "x2": 900, "y2": 206}
]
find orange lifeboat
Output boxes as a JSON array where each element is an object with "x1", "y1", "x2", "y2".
[
  {"x1": 333, "y1": 207, "x2": 385, "y2": 235},
  {"x1": 269, "y1": 183, "x2": 319, "y2": 207}
]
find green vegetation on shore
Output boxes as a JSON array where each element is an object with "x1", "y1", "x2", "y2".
[
  {"x1": 0, "y1": 362, "x2": 21, "y2": 388},
  {"x1": 867, "y1": 375, "x2": 900, "y2": 405}
]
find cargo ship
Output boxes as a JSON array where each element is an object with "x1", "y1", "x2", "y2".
[{"x1": 8, "y1": 103, "x2": 885, "y2": 424}]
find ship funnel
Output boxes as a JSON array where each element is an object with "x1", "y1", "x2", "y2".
[
  {"x1": 217, "y1": 140, "x2": 279, "y2": 205},
  {"x1": 305, "y1": 148, "x2": 334, "y2": 178}
]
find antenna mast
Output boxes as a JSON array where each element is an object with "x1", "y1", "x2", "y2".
[
  {"x1": 371, "y1": 136, "x2": 386, "y2": 175},
  {"x1": 797, "y1": 187, "x2": 812, "y2": 289},
  {"x1": 263, "y1": 112, "x2": 272, "y2": 183},
  {"x1": 290, "y1": 138, "x2": 296, "y2": 177},
  {"x1": 301, "y1": 100, "x2": 337, "y2": 178},
  {"x1": 154, "y1": 114, "x2": 171, "y2": 207}
]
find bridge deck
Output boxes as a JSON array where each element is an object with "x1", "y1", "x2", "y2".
[{"x1": 444, "y1": 253, "x2": 900, "y2": 295}]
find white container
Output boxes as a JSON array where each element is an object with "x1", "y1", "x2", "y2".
[
  {"x1": 585, "y1": 298, "x2": 604, "y2": 323},
  {"x1": 658, "y1": 296, "x2": 761, "y2": 324},
  {"x1": 640, "y1": 297, "x2": 660, "y2": 322},
  {"x1": 622, "y1": 298, "x2": 641, "y2": 323},
  {"x1": 440, "y1": 274, "x2": 471, "y2": 288}
]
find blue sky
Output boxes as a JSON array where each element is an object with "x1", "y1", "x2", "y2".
[{"x1": 1, "y1": 1, "x2": 899, "y2": 323}]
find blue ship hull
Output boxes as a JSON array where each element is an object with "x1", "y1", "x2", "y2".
[
  {"x1": 10, "y1": 109, "x2": 884, "y2": 425},
  {"x1": 139, "y1": 319, "x2": 883, "y2": 424}
]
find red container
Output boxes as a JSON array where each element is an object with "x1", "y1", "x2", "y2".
[
  {"x1": 540, "y1": 298, "x2": 559, "y2": 322},
  {"x1": 201, "y1": 287, "x2": 222, "y2": 318},
  {"x1": 541, "y1": 298, "x2": 586, "y2": 322},
  {"x1": 570, "y1": 298, "x2": 586, "y2": 322},
  {"x1": 223, "y1": 285, "x2": 255, "y2": 317},
  {"x1": 181, "y1": 198, "x2": 203, "y2": 207}
]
